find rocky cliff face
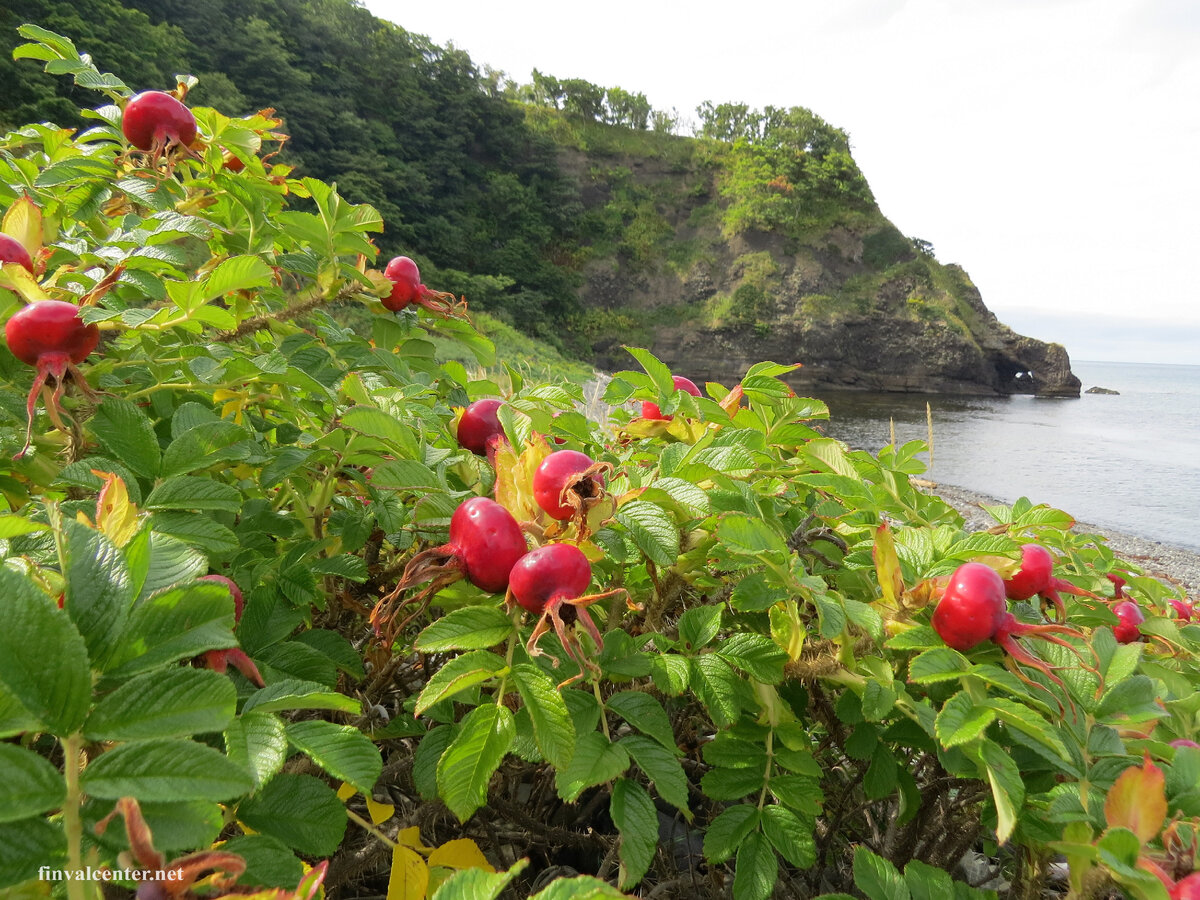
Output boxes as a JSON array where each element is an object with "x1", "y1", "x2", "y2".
[{"x1": 567, "y1": 148, "x2": 1081, "y2": 399}]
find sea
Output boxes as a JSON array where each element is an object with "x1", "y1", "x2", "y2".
[{"x1": 811, "y1": 361, "x2": 1200, "y2": 553}]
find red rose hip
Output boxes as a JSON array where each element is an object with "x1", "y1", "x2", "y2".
[{"x1": 122, "y1": 90, "x2": 197, "y2": 152}]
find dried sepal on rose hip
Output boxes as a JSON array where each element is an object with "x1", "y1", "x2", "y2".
[
  {"x1": 532, "y1": 449, "x2": 613, "y2": 536},
  {"x1": 4, "y1": 299, "x2": 100, "y2": 457},
  {"x1": 371, "y1": 496, "x2": 527, "y2": 644},
  {"x1": 507, "y1": 542, "x2": 629, "y2": 686}
]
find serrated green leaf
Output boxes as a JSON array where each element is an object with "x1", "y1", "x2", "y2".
[
  {"x1": 85, "y1": 667, "x2": 236, "y2": 741},
  {"x1": 89, "y1": 397, "x2": 161, "y2": 477},
  {"x1": 760, "y1": 805, "x2": 815, "y2": 868},
  {"x1": 853, "y1": 846, "x2": 909, "y2": 900},
  {"x1": 225, "y1": 710, "x2": 289, "y2": 790},
  {"x1": 556, "y1": 732, "x2": 630, "y2": 802},
  {"x1": 733, "y1": 831, "x2": 777, "y2": 900},
  {"x1": 690, "y1": 654, "x2": 748, "y2": 729},
  {"x1": 935, "y1": 691, "x2": 996, "y2": 748},
  {"x1": 0, "y1": 744, "x2": 65, "y2": 823},
  {"x1": 511, "y1": 664, "x2": 575, "y2": 770},
  {"x1": 144, "y1": 476, "x2": 243, "y2": 512},
  {"x1": 716, "y1": 632, "x2": 787, "y2": 684},
  {"x1": 984, "y1": 697, "x2": 1069, "y2": 758},
  {"x1": 242, "y1": 678, "x2": 361, "y2": 715},
  {"x1": 615, "y1": 500, "x2": 679, "y2": 567},
  {"x1": 80, "y1": 738, "x2": 253, "y2": 801},
  {"x1": 703, "y1": 804, "x2": 759, "y2": 864},
  {"x1": 203, "y1": 254, "x2": 273, "y2": 300},
  {"x1": 903, "y1": 859, "x2": 955, "y2": 900},
  {"x1": 415, "y1": 651, "x2": 507, "y2": 715},
  {"x1": 286, "y1": 720, "x2": 382, "y2": 795},
  {"x1": 431, "y1": 861, "x2": 527, "y2": 900},
  {"x1": 976, "y1": 739, "x2": 1024, "y2": 844},
  {"x1": 621, "y1": 734, "x2": 690, "y2": 816},
  {"x1": 0, "y1": 817, "x2": 65, "y2": 889},
  {"x1": 716, "y1": 515, "x2": 788, "y2": 557},
  {"x1": 236, "y1": 773, "x2": 347, "y2": 856},
  {"x1": 63, "y1": 519, "x2": 134, "y2": 671},
  {"x1": 607, "y1": 692, "x2": 677, "y2": 753},
  {"x1": 678, "y1": 605, "x2": 722, "y2": 651},
  {"x1": 611, "y1": 778, "x2": 657, "y2": 890},
  {"x1": 0, "y1": 568, "x2": 91, "y2": 735},
  {"x1": 416, "y1": 607, "x2": 514, "y2": 653},
  {"x1": 436, "y1": 704, "x2": 514, "y2": 822},
  {"x1": 908, "y1": 646, "x2": 972, "y2": 683}
]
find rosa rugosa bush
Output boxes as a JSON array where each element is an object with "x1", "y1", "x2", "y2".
[{"x1": 1, "y1": 25, "x2": 1199, "y2": 900}]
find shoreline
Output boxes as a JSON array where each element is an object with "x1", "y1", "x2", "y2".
[{"x1": 925, "y1": 480, "x2": 1200, "y2": 598}]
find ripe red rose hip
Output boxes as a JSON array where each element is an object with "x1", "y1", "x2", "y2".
[
  {"x1": 533, "y1": 449, "x2": 605, "y2": 521},
  {"x1": 383, "y1": 255, "x2": 422, "y2": 311},
  {"x1": 642, "y1": 375, "x2": 701, "y2": 421},
  {"x1": 122, "y1": 91, "x2": 198, "y2": 152},
  {"x1": 0, "y1": 234, "x2": 33, "y2": 273},
  {"x1": 932, "y1": 562, "x2": 1008, "y2": 651},
  {"x1": 1112, "y1": 600, "x2": 1145, "y2": 644},
  {"x1": 1004, "y1": 544, "x2": 1053, "y2": 601},
  {"x1": 5, "y1": 300, "x2": 99, "y2": 368},
  {"x1": 457, "y1": 398, "x2": 505, "y2": 456},
  {"x1": 448, "y1": 496, "x2": 528, "y2": 593},
  {"x1": 509, "y1": 543, "x2": 592, "y2": 615}
]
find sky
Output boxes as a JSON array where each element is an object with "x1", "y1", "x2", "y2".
[{"x1": 361, "y1": 0, "x2": 1200, "y2": 365}]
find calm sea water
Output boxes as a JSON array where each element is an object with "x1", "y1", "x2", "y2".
[{"x1": 811, "y1": 361, "x2": 1200, "y2": 552}]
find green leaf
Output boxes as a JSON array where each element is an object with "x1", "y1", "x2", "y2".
[
  {"x1": 286, "y1": 720, "x2": 382, "y2": 795},
  {"x1": 103, "y1": 580, "x2": 236, "y2": 682},
  {"x1": 292, "y1": 629, "x2": 366, "y2": 679},
  {"x1": 242, "y1": 678, "x2": 362, "y2": 715},
  {"x1": 437, "y1": 704, "x2": 515, "y2": 822},
  {"x1": 649, "y1": 654, "x2": 690, "y2": 695},
  {"x1": 864, "y1": 745, "x2": 899, "y2": 800},
  {"x1": 218, "y1": 835, "x2": 304, "y2": 890},
  {"x1": 225, "y1": 710, "x2": 289, "y2": 790},
  {"x1": 853, "y1": 846, "x2": 909, "y2": 900},
  {"x1": 716, "y1": 633, "x2": 787, "y2": 684},
  {"x1": 203, "y1": 254, "x2": 274, "y2": 300},
  {"x1": 511, "y1": 664, "x2": 575, "y2": 770},
  {"x1": 611, "y1": 778, "x2": 658, "y2": 890},
  {"x1": 908, "y1": 647, "x2": 972, "y2": 683},
  {"x1": 976, "y1": 739, "x2": 1024, "y2": 844},
  {"x1": 528, "y1": 875, "x2": 628, "y2": 900},
  {"x1": 415, "y1": 651, "x2": 508, "y2": 715},
  {"x1": 370, "y1": 458, "x2": 441, "y2": 491},
  {"x1": 624, "y1": 347, "x2": 676, "y2": 397},
  {"x1": 85, "y1": 667, "x2": 236, "y2": 741},
  {"x1": 885, "y1": 626, "x2": 944, "y2": 651},
  {"x1": 416, "y1": 607, "x2": 514, "y2": 653},
  {"x1": 556, "y1": 732, "x2": 631, "y2": 802},
  {"x1": 0, "y1": 515, "x2": 47, "y2": 538},
  {"x1": 716, "y1": 515, "x2": 788, "y2": 557},
  {"x1": 414, "y1": 725, "x2": 455, "y2": 800},
  {"x1": 607, "y1": 692, "x2": 678, "y2": 753},
  {"x1": 903, "y1": 859, "x2": 955, "y2": 900},
  {"x1": 80, "y1": 738, "x2": 254, "y2": 801},
  {"x1": 733, "y1": 831, "x2": 777, "y2": 900},
  {"x1": 621, "y1": 734, "x2": 690, "y2": 816},
  {"x1": 0, "y1": 817, "x2": 65, "y2": 890},
  {"x1": 89, "y1": 397, "x2": 161, "y2": 477},
  {"x1": 236, "y1": 773, "x2": 347, "y2": 856},
  {"x1": 701, "y1": 764, "x2": 764, "y2": 801},
  {"x1": 615, "y1": 500, "x2": 679, "y2": 567},
  {"x1": 0, "y1": 568, "x2": 91, "y2": 735},
  {"x1": 0, "y1": 744, "x2": 65, "y2": 823},
  {"x1": 760, "y1": 805, "x2": 815, "y2": 868},
  {"x1": 935, "y1": 691, "x2": 996, "y2": 748},
  {"x1": 150, "y1": 511, "x2": 239, "y2": 555},
  {"x1": 769, "y1": 775, "x2": 823, "y2": 816},
  {"x1": 431, "y1": 861, "x2": 527, "y2": 900},
  {"x1": 159, "y1": 420, "x2": 248, "y2": 477},
  {"x1": 63, "y1": 519, "x2": 134, "y2": 672},
  {"x1": 703, "y1": 804, "x2": 759, "y2": 864},
  {"x1": 690, "y1": 654, "x2": 748, "y2": 729},
  {"x1": 678, "y1": 605, "x2": 722, "y2": 651},
  {"x1": 984, "y1": 697, "x2": 1069, "y2": 758},
  {"x1": 144, "y1": 476, "x2": 243, "y2": 513}
]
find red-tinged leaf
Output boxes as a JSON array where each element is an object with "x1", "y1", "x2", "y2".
[{"x1": 1104, "y1": 754, "x2": 1167, "y2": 843}]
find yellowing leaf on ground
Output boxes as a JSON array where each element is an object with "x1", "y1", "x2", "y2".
[
  {"x1": 427, "y1": 838, "x2": 494, "y2": 872},
  {"x1": 385, "y1": 845, "x2": 428, "y2": 900},
  {"x1": 336, "y1": 782, "x2": 357, "y2": 801},
  {"x1": 396, "y1": 826, "x2": 434, "y2": 855},
  {"x1": 366, "y1": 796, "x2": 395, "y2": 825}
]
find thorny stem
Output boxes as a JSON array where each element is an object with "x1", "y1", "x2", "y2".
[{"x1": 63, "y1": 733, "x2": 89, "y2": 900}]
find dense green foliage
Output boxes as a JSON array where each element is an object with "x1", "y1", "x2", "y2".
[{"x1": 2, "y1": 29, "x2": 1200, "y2": 900}]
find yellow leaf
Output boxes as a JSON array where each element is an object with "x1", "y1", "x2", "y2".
[
  {"x1": 385, "y1": 845, "x2": 428, "y2": 900},
  {"x1": 335, "y1": 782, "x2": 357, "y2": 802},
  {"x1": 426, "y1": 838, "x2": 494, "y2": 872},
  {"x1": 872, "y1": 523, "x2": 903, "y2": 610},
  {"x1": 91, "y1": 471, "x2": 141, "y2": 548},
  {"x1": 2, "y1": 194, "x2": 42, "y2": 256},
  {"x1": 366, "y1": 796, "x2": 394, "y2": 825},
  {"x1": 492, "y1": 433, "x2": 550, "y2": 524},
  {"x1": 396, "y1": 826, "x2": 434, "y2": 855},
  {"x1": 1104, "y1": 754, "x2": 1167, "y2": 843},
  {"x1": 0, "y1": 264, "x2": 51, "y2": 303}
]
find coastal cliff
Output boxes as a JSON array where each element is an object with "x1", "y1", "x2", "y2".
[{"x1": 557, "y1": 130, "x2": 1081, "y2": 398}]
